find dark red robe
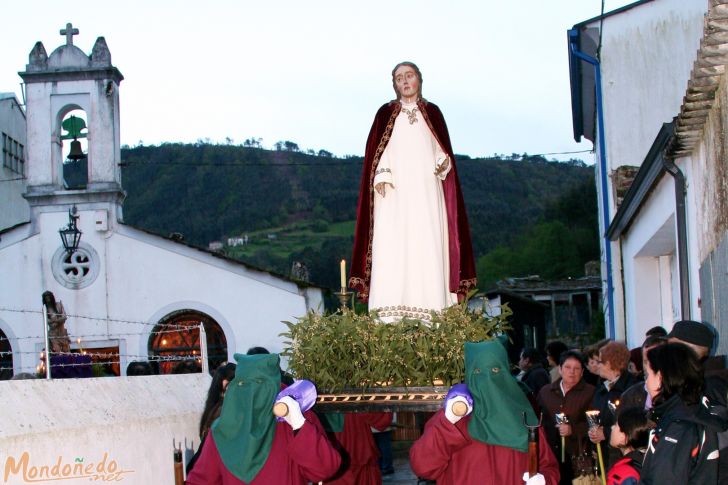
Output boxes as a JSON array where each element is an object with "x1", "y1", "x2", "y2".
[
  {"x1": 409, "y1": 411, "x2": 560, "y2": 485},
  {"x1": 325, "y1": 412, "x2": 392, "y2": 485},
  {"x1": 349, "y1": 100, "x2": 477, "y2": 302},
  {"x1": 185, "y1": 410, "x2": 341, "y2": 485}
]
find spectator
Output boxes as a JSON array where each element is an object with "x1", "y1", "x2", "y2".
[
  {"x1": 199, "y1": 363, "x2": 237, "y2": 439},
  {"x1": 545, "y1": 341, "x2": 569, "y2": 383},
  {"x1": 582, "y1": 343, "x2": 603, "y2": 386},
  {"x1": 187, "y1": 362, "x2": 236, "y2": 475},
  {"x1": 172, "y1": 360, "x2": 201, "y2": 374},
  {"x1": 126, "y1": 361, "x2": 154, "y2": 376},
  {"x1": 606, "y1": 406, "x2": 651, "y2": 484},
  {"x1": 588, "y1": 341, "x2": 641, "y2": 469},
  {"x1": 667, "y1": 320, "x2": 728, "y2": 482},
  {"x1": 246, "y1": 346, "x2": 294, "y2": 385},
  {"x1": 517, "y1": 348, "x2": 550, "y2": 396},
  {"x1": 645, "y1": 326, "x2": 667, "y2": 338},
  {"x1": 667, "y1": 320, "x2": 722, "y2": 371},
  {"x1": 639, "y1": 343, "x2": 719, "y2": 483},
  {"x1": 538, "y1": 350, "x2": 595, "y2": 484},
  {"x1": 619, "y1": 336, "x2": 667, "y2": 411}
]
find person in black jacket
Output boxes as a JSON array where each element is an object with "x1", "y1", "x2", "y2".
[
  {"x1": 588, "y1": 341, "x2": 642, "y2": 469},
  {"x1": 516, "y1": 348, "x2": 551, "y2": 396},
  {"x1": 640, "y1": 343, "x2": 719, "y2": 484}
]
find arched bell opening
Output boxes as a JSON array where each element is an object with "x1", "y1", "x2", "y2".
[{"x1": 58, "y1": 108, "x2": 88, "y2": 190}]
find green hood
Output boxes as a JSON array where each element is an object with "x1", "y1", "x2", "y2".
[
  {"x1": 211, "y1": 353, "x2": 280, "y2": 482},
  {"x1": 465, "y1": 340, "x2": 536, "y2": 452}
]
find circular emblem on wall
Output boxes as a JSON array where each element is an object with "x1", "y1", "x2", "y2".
[{"x1": 51, "y1": 242, "x2": 100, "y2": 290}]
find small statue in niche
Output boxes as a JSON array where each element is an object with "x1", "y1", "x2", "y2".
[{"x1": 42, "y1": 291, "x2": 71, "y2": 353}]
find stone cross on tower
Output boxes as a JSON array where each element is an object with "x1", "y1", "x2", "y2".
[{"x1": 60, "y1": 23, "x2": 79, "y2": 46}]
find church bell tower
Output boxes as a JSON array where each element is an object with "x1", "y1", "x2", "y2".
[{"x1": 19, "y1": 23, "x2": 125, "y2": 226}]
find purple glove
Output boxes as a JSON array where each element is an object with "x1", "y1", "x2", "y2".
[
  {"x1": 275, "y1": 379, "x2": 317, "y2": 422},
  {"x1": 443, "y1": 383, "x2": 474, "y2": 423},
  {"x1": 443, "y1": 383, "x2": 473, "y2": 409}
]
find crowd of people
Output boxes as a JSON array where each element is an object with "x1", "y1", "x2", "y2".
[
  {"x1": 177, "y1": 319, "x2": 728, "y2": 485},
  {"x1": 513, "y1": 320, "x2": 727, "y2": 485}
]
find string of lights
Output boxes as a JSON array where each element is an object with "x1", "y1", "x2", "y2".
[
  {"x1": 0, "y1": 354, "x2": 203, "y2": 374},
  {"x1": 0, "y1": 325, "x2": 201, "y2": 343},
  {"x1": 4, "y1": 350, "x2": 203, "y2": 360},
  {"x1": 0, "y1": 307, "x2": 200, "y2": 328}
]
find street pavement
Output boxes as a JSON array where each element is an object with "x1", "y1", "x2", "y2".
[{"x1": 381, "y1": 443, "x2": 434, "y2": 485}]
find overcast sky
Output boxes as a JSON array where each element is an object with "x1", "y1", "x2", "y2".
[{"x1": 0, "y1": 1, "x2": 637, "y2": 161}]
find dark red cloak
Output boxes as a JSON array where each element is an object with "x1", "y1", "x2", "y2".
[{"x1": 349, "y1": 99, "x2": 477, "y2": 302}]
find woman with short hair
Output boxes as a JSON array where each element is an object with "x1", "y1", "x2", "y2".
[
  {"x1": 588, "y1": 341, "x2": 641, "y2": 469},
  {"x1": 538, "y1": 350, "x2": 595, "y2": 484}
]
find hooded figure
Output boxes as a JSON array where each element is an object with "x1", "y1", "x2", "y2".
[
  {"x1": 410, "y1": 340, "x2": 560, "y2": 485},
  {"x1": 186, "y1": 353, "x2": 341, "y2": 485}
]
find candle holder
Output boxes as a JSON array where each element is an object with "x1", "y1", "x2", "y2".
[
  {"x1": 335, "y1": 289, "x2": 352, "y2": 310},
  {"x1": 586, "y1": 410, "x2": 606, "y2": 485},
  {"x1": 554, "y1": 413, "x2": 569, "y2": 463}
]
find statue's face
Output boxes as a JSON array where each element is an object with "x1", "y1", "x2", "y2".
[{"x1": 394, "y1": 65, "x2": 420, "y2": 100}]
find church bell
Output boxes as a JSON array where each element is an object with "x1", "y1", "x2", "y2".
[{"x1": 67, "y1": 139, "x2": 85, "y2": 161}]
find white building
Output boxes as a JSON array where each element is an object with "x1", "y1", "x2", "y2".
[
  {"x1": 568, "y1": 0, "x2": 728, "y2": 350},
  {"x1": 0, "y1": 25, "x2": 322, "y2": 378},
  {"x1": 0, "y1": 92, "x2": 28, "y2": 230}
]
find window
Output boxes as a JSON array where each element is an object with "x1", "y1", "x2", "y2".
[
  {"x1": 149, "y1": 311, "x2": 228, "y2": 374},
  {"x1": 2, "y1": 132, "x2": 25, "y2": 175}
]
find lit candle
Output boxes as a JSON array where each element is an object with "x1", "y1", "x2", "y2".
[{"x1": 340, "y1": 259, "x2": 346, "y2": 290}]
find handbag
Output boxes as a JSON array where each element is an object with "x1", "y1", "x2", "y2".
[{"x1": 571, "y1": 437, "x2": 601, "y2": 485}]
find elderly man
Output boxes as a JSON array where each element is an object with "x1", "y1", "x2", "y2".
[
  {"x1": 668, "y1": 320, "x2": 728, "y2": 482},
  {"x1": 538, "y1": 350, "x2": 595, "y2": 484},
  {"x1": 349, "y1": 61, "x2": 476, "y2": 321}
]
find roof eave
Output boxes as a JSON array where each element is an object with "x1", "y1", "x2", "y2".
[{"x1": 606, "y1": 122, "x2": 674, "y2": 240}]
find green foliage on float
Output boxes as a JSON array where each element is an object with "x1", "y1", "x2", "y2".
[{"x1": 280, "y1": 297, "x2": 511, "y2": 391}]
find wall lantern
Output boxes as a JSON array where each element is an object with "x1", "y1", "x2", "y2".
[{"x1": 59, "y1": 205, "x2": 82, "y2": 254}]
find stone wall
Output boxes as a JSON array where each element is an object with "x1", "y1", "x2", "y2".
[{"x1": 0, "y1": 373, "x2": 208, "y2": 485}]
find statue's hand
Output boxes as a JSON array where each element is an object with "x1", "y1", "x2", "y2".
[
  {"x1": 434, "y1": 157, "x2": 450, "y2": 176},
  {"x1": 375, "y1": 182, "x2": 389, "y2": 197}
]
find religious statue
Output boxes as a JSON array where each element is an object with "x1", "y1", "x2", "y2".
[
  {"x1": 349, "y1": 61, "x2": 477, "y2": 321},
  {"x1": 42, "y1": 291, "x2": 71, "y2": 353}
]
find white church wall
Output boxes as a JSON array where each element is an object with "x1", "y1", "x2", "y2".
[
  {"x1": 0, "y1": 373, "x2": 208, "y2": 485},
  {"x1": 110, "y1": 225, "x2": 312, "y2": 359},
  {"x1": 0, "y1": 207, "x2": 320, "y2": 375}
]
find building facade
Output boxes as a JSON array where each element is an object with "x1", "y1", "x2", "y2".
[
  {"x1": 568, "y1": 0, "x2": 728, "y2": 350},
  {"x1": 0, "y1": 93, "x2": 28, "y2": 230},
  {"x1": 0, "y1": 25, "x2": 322, "y2": 378}
]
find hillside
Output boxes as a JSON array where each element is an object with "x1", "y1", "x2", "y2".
[{"x1": 120, "y1": 144, "x2": 597, "y2": 290}]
